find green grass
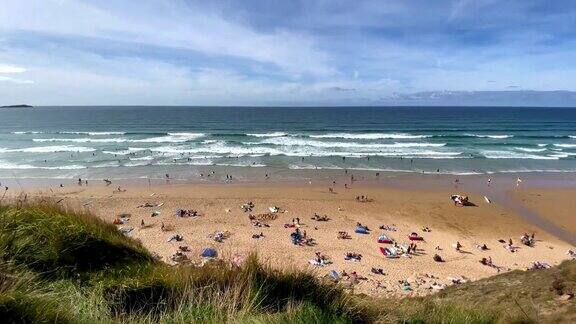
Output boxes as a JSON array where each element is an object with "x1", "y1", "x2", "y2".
[{"x1": 0, "y1": 201, "x2": 574, "y2": 323}]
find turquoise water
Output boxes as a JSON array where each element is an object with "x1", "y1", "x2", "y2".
[{"x1": 0, "y1": 106, "x2": 575, "y2": 180}]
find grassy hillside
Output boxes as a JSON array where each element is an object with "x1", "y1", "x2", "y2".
[{"x1": 0, "y1": 202, "x2": 573, "y2": 323}]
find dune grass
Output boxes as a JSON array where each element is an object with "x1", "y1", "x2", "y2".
[
  {"x1": 0, "y1": 202, "x2": 369, "y2": 323},
  {"x1": 0, "y1": 201, "x2": 573, "y2": 323}
]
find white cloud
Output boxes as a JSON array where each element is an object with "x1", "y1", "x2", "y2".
[
  {"x1": 0, "y1": 0, "x2": 334, "y2": 77},
  {"x1": 0, "y1": 64, "x2": 26, "y2": 73},
  {"x1": 0, "y1": 76, "x2": 34, "y2": 84}
]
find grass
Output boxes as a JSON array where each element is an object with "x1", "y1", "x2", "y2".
[{"x1": 0, "y1": 201, "x2": 573, "y2": 323}]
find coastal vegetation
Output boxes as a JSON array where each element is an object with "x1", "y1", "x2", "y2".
[{"x1": 0, "y1": 201, "x2": 573, "y2": 323}]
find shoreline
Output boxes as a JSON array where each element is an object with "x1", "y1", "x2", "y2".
[{"x1": 3, "y1": 170, "x2": 576, "y2": 245}]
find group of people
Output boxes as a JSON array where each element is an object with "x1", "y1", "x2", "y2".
[
  {"x1": 355, "y1": 195, "x2": 370, "y2": 202},
  {"x1": 520, "y1": 233, "x2": 536, "y2": 246},
  {"x1": 290, "y1": 227, "x2": 314, "y2": 246},
  {"x1": 176, "y1": 209, "x2": 199, "y2": 217}
]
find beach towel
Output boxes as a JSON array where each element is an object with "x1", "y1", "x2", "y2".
[
  {"x1": 309, "y1": 259, "x2": 328, "y2": 267},
  {"x1": 201, "y1": 248, "x2": 217, "y2": 258},
  {"x1": 269, "y1": 206, "x2": 279, "y2": 213}
]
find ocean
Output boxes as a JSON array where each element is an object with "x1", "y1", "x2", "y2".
[{"x1": 0, "y1": 106, "x2": 575, "y2": 180}]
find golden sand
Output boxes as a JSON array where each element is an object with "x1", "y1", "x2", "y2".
[{"x1": 22, "y1": 182, "x2": 575, "y2": 297}]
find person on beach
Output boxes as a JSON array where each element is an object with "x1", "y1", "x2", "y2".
[
  {"x1": 454, "y1": 241, "x2": 462, "y2": 251},
  {"x1": 516, "y1": 177, "x2": 522, "y2": 187}
]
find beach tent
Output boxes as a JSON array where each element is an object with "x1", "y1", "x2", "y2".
[
  {"x1": 201, "y1": 248, "x2": 217, "y2": 258},
  {"x1": 355, "y1": 226, "x2": 368, "y2": 234},
  {"x1": 329, "y1": 270, "x2": 340, "y2": 282},
  {"x1": 377, "y1": 234, "x2": 393, "y2": 244},
  {"x1": 379, "y1": 247, "x2": 399, "y2": 258}
]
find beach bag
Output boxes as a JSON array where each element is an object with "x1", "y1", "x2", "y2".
[{"x1": 201, "y1": 248, "x2": 217, "y2": 258}]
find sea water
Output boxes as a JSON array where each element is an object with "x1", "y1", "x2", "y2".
[{"x1": 0, "y1": 106, "x2": 575, "y2": 180}]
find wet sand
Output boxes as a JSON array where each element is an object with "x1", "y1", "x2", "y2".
[
  {"x1": 14, "y1": 175, "x2": 574, "y2": 298},
  {"x1": 511, "y1": 189, "x2": 576, "y2": 235}
]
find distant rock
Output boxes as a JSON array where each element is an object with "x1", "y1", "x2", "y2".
[{"x1": 0, "y1": 104, "x2": 33, "y2": 108}]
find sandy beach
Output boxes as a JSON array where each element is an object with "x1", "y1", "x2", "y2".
[
  {"x1": 13, "y1": 174, "x2": 574, "y2": 298},
  {"x1": 512, "y1": 189, "x2": 576, "y2": 235}
]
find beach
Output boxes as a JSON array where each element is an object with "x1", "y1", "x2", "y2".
[
  {"x1": 14, "y1": 173, "x2": 575, "y2": 298},
  {"x1": 1, "y1": 106, "x2": 575, "y2": 297}
]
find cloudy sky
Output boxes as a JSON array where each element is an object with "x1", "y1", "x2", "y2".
[{"x1": 0, "y1": 0, "x2": 575, "y2": 106}]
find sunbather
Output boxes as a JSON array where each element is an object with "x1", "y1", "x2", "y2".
[
  {"x1": 379, "y1": 224, "x2": 397, "y2": 231},
  {"x1": 171, "y1": 251, "x2": 188, "y2": 263},
  {"x1": 337, "y1": 231, "x2": 351, "y2": 239},
  {"x1": 344, "y1": 252, "x2": 362, "y2": 262},
  {"x1": 433, "y1": 254, "x2": 444, "y2": 262},
  {"x1": 476, "y1": 243, "x2": 489, "y2": 251},
  {"x1": 167, "y1": 234, "x2": 183, "y2": 242},
  {"x1": 138, "y1": 202, "x2": 155, "y2": 208},
  {"x1": 252, "y1": 232, "x2": 264, "y2": 239}
]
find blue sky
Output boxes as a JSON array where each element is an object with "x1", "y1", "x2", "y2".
[{"x1": 0, "y1": 0, "x2": 575, "y2": 106}]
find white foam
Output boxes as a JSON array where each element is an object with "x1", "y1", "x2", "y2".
[
  {"x1": 308, "y1": 133, "x2": 431, "y2": 139},
  {"x1": 515, "y1": 147, "x2": 547, "y2": 152},
  {"x1": 102, "y1": 148, "x2": 148, "y2": 155},
  {"x1": 0, "y1": 160, "x2": 85, "y2": 170},
  {"x1": 260, "y1": 137, "x2": 445, "y2": 149},
  {"x1": 247, "y1": 132, "x2": 287, "y2": 137},
  {"x1": 124, "y1": 161, "x2": 151, "y2": 167},
  {"x1": 569, "y1": 135, "x2": 576, "y2": 139},
  {"x1": 548, "y1": 153, "x2": 569, "y2": 158},
  {"x1": 34, "y1": 138, "x2": 128, "y2": 143},
  {"x1": 466, "y1": 134, "x2": 512, "y2": 139},
  {"x1": 92, "y1": 162, "x2": 119, "y2": 168},
  {"x1": 60, "y1": 131, "x2": 126, "y2": 135},
  {"x1": 132, "y1": 133, "x2": 205, "y2": 143},
  {"x1": 481, "y1": 150, "x2": 557, "y2": 160},
  {"x1": 215, "y1": 162, "x2": 266, "y2": 167},
  {"x1": 0, "y1": 146, "x2": 96, "y2": 153},
  {"x1": 554, "y1": 144, "x2": 576, "y2": 148},
  {"x1": 11, "y1": 131, "x2": 42, "y2": 134},
  {"x1": 129, "y1": 156, "x2": 154, "y2": 161}
]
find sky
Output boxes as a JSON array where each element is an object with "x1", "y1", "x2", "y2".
[{"x1": 0, "y1": 0, "x2": 575, "y2": 106}]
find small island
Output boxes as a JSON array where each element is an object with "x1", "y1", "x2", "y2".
[{"x1": 0, "y1": 104, "x2": 33, "y2": 108}]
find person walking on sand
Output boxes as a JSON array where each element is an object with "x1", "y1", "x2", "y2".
[
  {"x1": 487, "y1": 178, "x2": 491, "y2": 186},
  {"x1": 516, "y1": 177, "x2": 522, "y2": 187}
]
